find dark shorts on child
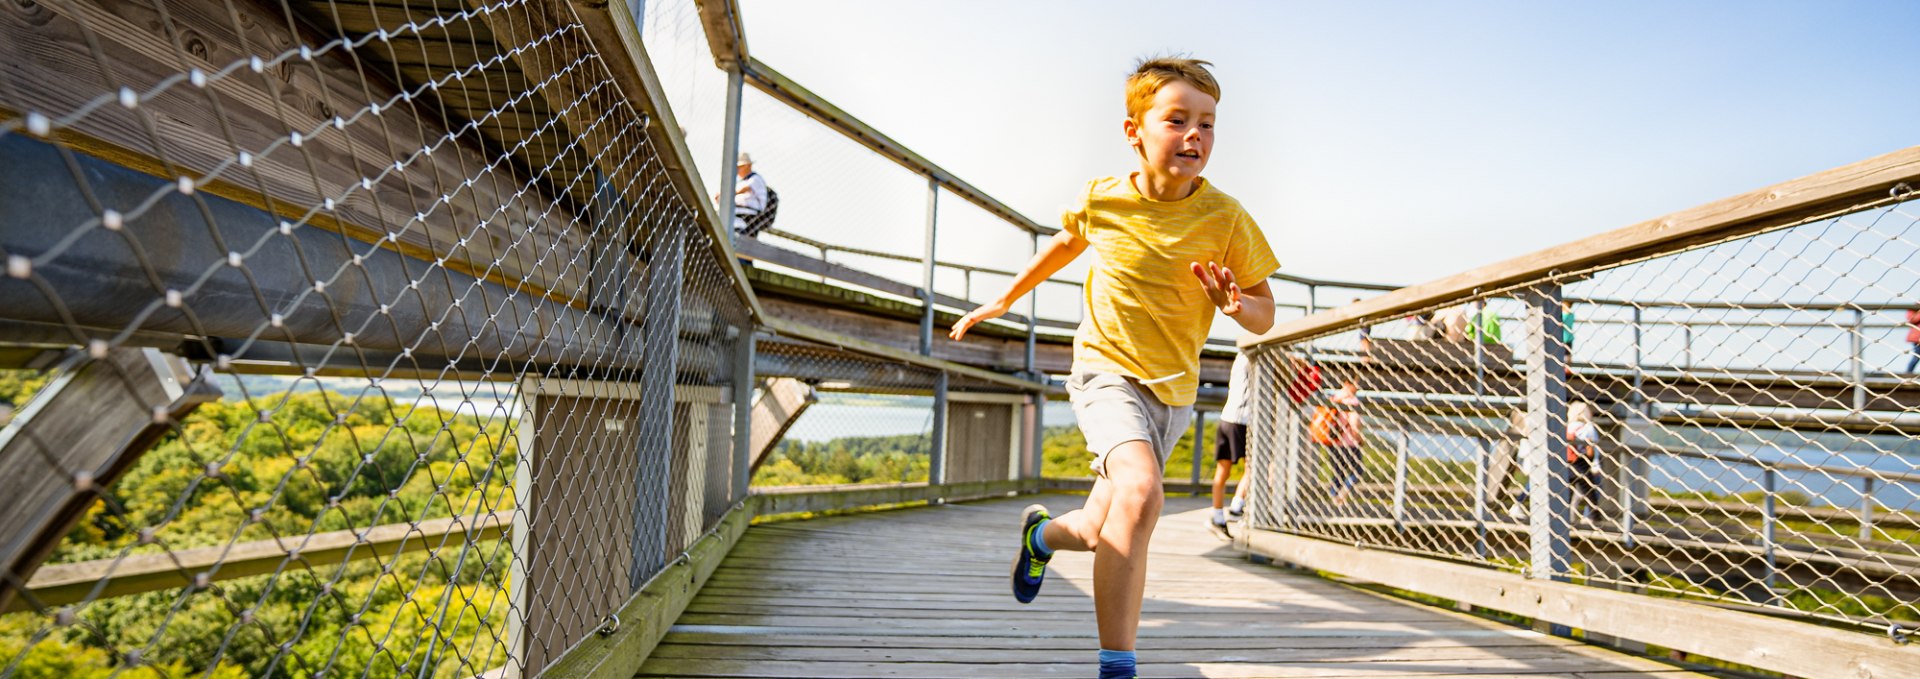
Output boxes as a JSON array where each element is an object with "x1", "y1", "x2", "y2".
[{"x1": 1214, "y1": 420, "x2": 1248, "y2": 463}]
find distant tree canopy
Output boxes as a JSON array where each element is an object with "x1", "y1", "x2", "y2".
[{"x1": 2, "y1": 390, "x2": 515, "y2": 679}]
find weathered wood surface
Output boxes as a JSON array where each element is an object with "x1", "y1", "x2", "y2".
[
  {"x1": 747, "y1": 377, "x2": 814, "y2": 472},
  {"x1": 639, "y1": 495, "x2": 1710, "y2": 677},
  {"x1": 0, "y1": 0, "x2": 592, "y2": 301},
  {"x1": 1246, "y1": 527, "x2": 1920, "y2": 679}
]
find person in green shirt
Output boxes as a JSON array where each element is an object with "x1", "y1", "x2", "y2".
[{"x1": 1469, "y1": 301, "x2": 1502, "y2": 345}]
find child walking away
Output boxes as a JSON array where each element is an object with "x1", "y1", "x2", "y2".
[
  {"x1": 950, "y1": 56, "x2": 1279, "y2": 679},
  {"x1": 1209, "y1": 351, "x2": 1253, "y2": 539}
]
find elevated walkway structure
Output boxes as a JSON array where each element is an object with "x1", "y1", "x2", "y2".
[
  {"x1": 641, "y1": 495, "x2": 1708, "y2": 678},
  {"x1": 1, "y1": 0, "x2": 1918, "y2": 677}
]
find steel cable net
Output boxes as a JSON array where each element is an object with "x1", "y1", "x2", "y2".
[
  {"x1": 0, "y1": 0, "x2": 751, "y2": 677},
  {"x1": 747, "y1": 337, "x2": 943, "y2": 488},
  {"x1": 1246, "y1": 192, "x2": 1920, "y2": 634}
]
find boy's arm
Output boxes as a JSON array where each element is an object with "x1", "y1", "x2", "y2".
[
  {"x1": 949, "y1": 229, "x2": 1089, "y2": 340},
  {"x1": 1191, "y1": 262, "x2": 1276, "y2": 334}
]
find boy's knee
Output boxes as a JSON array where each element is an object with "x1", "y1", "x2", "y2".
[{"x1": 1114, "y1": 474, "x2": 1164, "y2": 511}]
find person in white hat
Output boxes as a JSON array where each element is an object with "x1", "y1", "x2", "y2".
[{"x1": 728, "y1": 151, "x2": 770, "y2": 234}]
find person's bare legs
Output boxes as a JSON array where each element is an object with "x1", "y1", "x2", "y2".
[
  {"x1": 1211, "y1": 458, "x2": 1233, "y2": 510},
  {"x1": 1041, "y1": 441, "x2": 1162, "y2": 651}
]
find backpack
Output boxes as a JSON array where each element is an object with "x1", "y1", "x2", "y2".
[
  {"x1": 1308, "y1": 406, "x2": 1337, "y2": 445},
  {"x1": 737, "y1": 174, "x2": 779, "y2": 237}
]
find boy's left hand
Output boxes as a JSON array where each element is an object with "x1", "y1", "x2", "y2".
[{"x1": 1191, "y1": 261, "x2": 1243, "y2": 316}]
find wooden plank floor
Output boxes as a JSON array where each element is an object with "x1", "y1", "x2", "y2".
[{"x1": 639, "y1": 494, "x2": 1717, "y2": 678}]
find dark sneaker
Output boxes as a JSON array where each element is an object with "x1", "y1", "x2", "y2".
[
  {"x1": 1207, "y1": 514, "x2": 1233, "y2": 541},
  {"x1": 1011, "y1": 504, "x2": 1051, "y2": 603}
]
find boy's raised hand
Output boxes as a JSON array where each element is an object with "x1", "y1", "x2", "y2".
[
  {"x1": 949, "y1": 300, "x2": 1011, "y2": 341},
  {"x1": 1191, "y1": 261, "x2": 1243, "y2": 316}
]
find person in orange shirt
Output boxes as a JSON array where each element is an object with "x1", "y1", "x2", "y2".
[{"x1": 950, "y1": 56, "x2": 1279, "y2": 679}]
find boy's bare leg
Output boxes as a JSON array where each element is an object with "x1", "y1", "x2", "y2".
[
  {"x1": 1097, "y1": 442, "x2": 1163, "y2": 650},
  {"x1": 1211, "y1": 459, "x2": 1233, "y2": 509},
  {"x1": 1037, "y1": 441, "x2": 1163, "y2": 651}
]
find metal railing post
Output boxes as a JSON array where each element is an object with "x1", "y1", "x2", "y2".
[
  {"x1": 1682, "y1": 324, "x2": 1693, "y2": 370},
  {"x1": 1473, "y1": 438, "x2": 1489, "y2": 558},
  {"x1": 1190, "y1": 410, "x2": 1206, "y2": 491},
  {"x1": 1391, "y1": 430, "x2": 1409, "y2": 531},
  {"x1": 1860, "y1": 476, "x2": 1877, "y2": 541},
  {"x1": 929, "y1": 370, "x2": 948, "y2": 489},
  {"x1": 718, "y1": 67, "x2": 743, "y2": 242},
  {"x1": 1761, "y1": 466, "x2": 1778, "y2": 604},
  {"x1": 632, "y1": 229, "x2": 687, "y2": 590},
  {"x1": 1523, "y1": 285, "x2": 1571, "y2": 586},
  {"x1": 1630, "y1": 306, "x2": 1647, "y2": 416},
  {"x1": 1025, "y1": 233, "x2": 1038, "y2": 378},
  {"x1": 1473, "y1": 299, "x2": 1487, "y2": 397},
  {"x1": 732, "y1": 326, "x2": 755, "y2": 502},
  {"x1": 1850, "y1": 308, "x2": 1866, "y2": 411},
  {"x1": 920, "y1": 178, "x2": 939, "y2": 355}
]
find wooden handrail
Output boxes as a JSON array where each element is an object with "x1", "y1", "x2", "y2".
[
  {"x1": 10, "y1": 512, "x2": 509, "y2": 613},
  {"x1": 1243, "y1": 146, "x2": 1920, "y2": 349}
]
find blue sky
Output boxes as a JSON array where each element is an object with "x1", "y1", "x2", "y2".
[{"x1": 720, "y1": 0, "x2": 1917, "y2": 291}]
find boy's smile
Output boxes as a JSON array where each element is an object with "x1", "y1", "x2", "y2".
[{"x1": 1126, "y1": 79, "x2": 1216, "y2": 200}]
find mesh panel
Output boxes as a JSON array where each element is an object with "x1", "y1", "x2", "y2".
[
  {"x1": 1245, "y1": 192, "x2": 1920, "y2": 633},
  {"x1": 0, "y1": 0, "x2": 750, "y2": 676}
]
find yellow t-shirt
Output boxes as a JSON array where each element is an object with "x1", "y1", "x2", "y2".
[{"x1": 1063, "y1": 175, "x2": 1279, "y2": 406}]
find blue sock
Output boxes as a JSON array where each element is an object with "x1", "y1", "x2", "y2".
[
  {"x1": 1098, "y1": 649, "x2": 1136, "y2": 679},
  {"x1": 1029, "y1": 518, "x2": 1054, "y2": 560}
]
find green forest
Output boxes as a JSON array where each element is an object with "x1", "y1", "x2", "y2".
[
  {"x1": 752, "y1": 421, "x2": 1245, "y2": 488},
  {"x1": 1, "y1": 373, "x2": 517, "y2": 679}
]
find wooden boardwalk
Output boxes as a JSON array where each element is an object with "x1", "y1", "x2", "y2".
[{"x1": 638, "y1": 495, "x2": 1715, "y2": 678}]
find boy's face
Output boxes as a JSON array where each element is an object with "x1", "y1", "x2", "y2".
[{"x1": 1126, "y1": 80, "x2": 1216, "y2": 182}]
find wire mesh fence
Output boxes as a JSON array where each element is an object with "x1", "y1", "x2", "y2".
[
  {"x1": 1245, "y1": 189, "x2": 1920, "y2": 636},
  {"x1": 0, "y1": 0, "x2": 754, "y2": 677}
]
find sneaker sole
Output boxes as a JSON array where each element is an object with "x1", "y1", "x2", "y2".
[{"x1": 1011, "y1": 504, "x2": 1049, "y2": 603}]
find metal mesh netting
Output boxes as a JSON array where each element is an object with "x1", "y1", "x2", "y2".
[
  {"x1": 0, "y1": 0, "x2": 751, "y2": 676},
  {"x1": 1245, "y1": 191, "x2": 1920, "y2": 634},
  {"x1": 747, "y1": 334, "x2": 1039, "y2": 490}
]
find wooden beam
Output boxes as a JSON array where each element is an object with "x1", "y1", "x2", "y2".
[
  {"x1": 0, "y1": 349, "x2": 218, "y2": 613},
  {"x1": 741, "y1": 59, "x2": 1054, "y2": 236},
  {"x1": 762, "y1": 316, "x2": 1042, "y2": 393},
  {"x1": 539, "y1": 500, "x2": 751, "y2": 679},
  {"x1": 748, "y1": 377, "x2": 815, "y2": 472},
  {"x1": 566, "y1": 0, "x2": 765, "y2": 324},
  {"x1": 736, "y1": 238, "x2": 1049, "y2": 327},
  {"x1": 11, "y1": 512, "x2": 507, "y2": 613},
  {"x1": 1245, "y1": 145, "x2": 1920, "y2": 349},
  {"x1": 0, "y1": 0, "x2": 593, "y2": 305},
  {"x1": 750, "y1": 479, "x2": 1038, "y2": 517},
  {"x1": 692, "y1": 0, "x2": 748, "y2": 71},
  {"x1": 1242, "y1": 528, "x2": 1920, "y2": 679}
]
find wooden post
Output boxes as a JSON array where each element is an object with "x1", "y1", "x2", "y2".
[
  {"x1": 1523, "y1": 286, "x2": 1571, "y2": 587},
  {"x1": 920, "y1": 178, "x2": 939, "y2": 355},
  {"x1": 632, "y1": 229, "x2": 686, "y2": 591}
]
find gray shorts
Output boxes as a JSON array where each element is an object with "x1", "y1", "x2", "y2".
[{"x1": 1066, "y1": 372, "x2": 1194, "y2": 478}]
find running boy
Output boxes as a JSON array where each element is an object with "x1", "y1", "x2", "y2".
[{"x1": 949, "y1": 57, "x2": 1279, "y2": 679}]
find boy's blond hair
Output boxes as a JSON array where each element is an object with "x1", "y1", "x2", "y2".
[{"x1": 1125, "y1": 57, "x2": 1220, "y2": 122}]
